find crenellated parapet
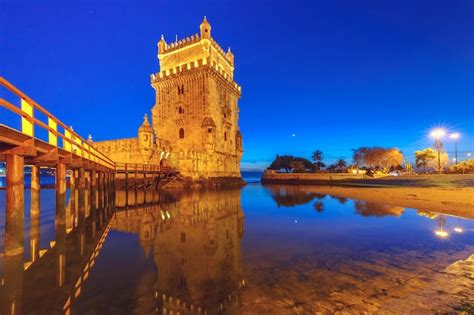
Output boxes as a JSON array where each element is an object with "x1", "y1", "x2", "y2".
[
  {"x1": 159, "y1": 33, "x2": 201, "y2": 54},
  {"x1": 150, "y1": 56, "x2": 241, "y2": 94}
]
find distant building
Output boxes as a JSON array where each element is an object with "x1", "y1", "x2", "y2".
[{"x1": 92, "y1": 17, "x2": 243, "y2": 179}]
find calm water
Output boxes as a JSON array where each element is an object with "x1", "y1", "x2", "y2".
[{"x1": 0, "y1": 183, "x2": 473, "y2": 314}]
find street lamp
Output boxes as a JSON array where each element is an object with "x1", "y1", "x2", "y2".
[
  {"x1": 430, "y1": 128, "x2": 446, "y2": 174},
  {"x1": 450, "y1": 132, "x2": 460, "y2": 165}
]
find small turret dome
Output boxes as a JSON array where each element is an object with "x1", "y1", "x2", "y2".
[
  {"x1": 158, "y1": 34, "x2": 167, "y2": 54},
  {"x1": 200, "y1": 16, "x2": 211, "y2": 39},
  {"x1": 139, "y1": 114, "x2": 154, "y2": 133}
]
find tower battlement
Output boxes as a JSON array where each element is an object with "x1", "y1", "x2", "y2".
[
  {"x1": 150, "y1": 56, "x2": 241, "y2": 93},
  {"x1": 157, "y1": 17, "x2": 235, "y2": 81}
]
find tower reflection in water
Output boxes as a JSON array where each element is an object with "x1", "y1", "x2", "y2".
[
  {"x1": 0, "y1": 187, "x2": 245, "y2": 314},
  {"x1": 111, "y1": 188, "x2": 246, "y2": 314}
]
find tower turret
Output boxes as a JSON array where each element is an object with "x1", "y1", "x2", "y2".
[
  {"x1": 158, "y1": 35, "x2": 167, "y2": 54},
  {"x1": 138, "y1": 114, "x2": 154, "y2": 162},
  {"x1": 200, "y1": 16, "x2": 211, "y2": 39},
  {"x1": 226, "y1": 47, "x2": 234, "y2": 66}
]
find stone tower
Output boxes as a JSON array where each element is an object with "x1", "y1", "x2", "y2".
[{"x1": 151, "y1": 17, "x2": 243, "y2": 179}]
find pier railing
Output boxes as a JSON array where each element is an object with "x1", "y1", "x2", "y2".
[{"x1": 0, "y1": 77, "x2": 115, "y2": 169}]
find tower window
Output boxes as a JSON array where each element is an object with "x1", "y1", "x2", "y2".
[
  {"x1": 178, "y1": 106, "x2": 184, "y2": 114},
  {"x1": 208, "y1": 128, "x2": 213, "y2": 133},
  {"x1": 177, "y1": 84, "x2": 185, "y2": 95},
  {"x1": 179, "y1": 128, "x2": 185, "y2": 139},
  {"x1": 224, "y1": 132, "x2": 227, "y2": 141}
]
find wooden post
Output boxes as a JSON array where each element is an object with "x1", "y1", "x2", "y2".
[
  {"x1": 90, "y1": 169, "x2": 97, "y2": 238},
  {"x1": 73, "y1": 170, "x2": 79, "y2": 227},
  {"x1": 5, "y1": 154, "x2": 25, "y2": 256},
  {"x1": 104, "y1": 172, "x2": 109, "y2": 216},
  {"x1": 152, "y1": 164, "x2": 156, "y2": 203},
  {"x1": 112, "y1": 170, "x2": 116, "y2": 209},
  {"x1": 125, "y1": 163, "x2": 129, "y2": 207},
  {"x1": 55, "y1": 162, "x2": 67, "y2": 287},
  {"x1": 78, "y1": 167, "x2": 86, "y2": 256},
  {"x1": 97, "y1": 171, "x2": 103, "y2": 227},
  {"x1": 134, "y1": 165, "x2": 138, "y2": 206},
  {"x1": 30, "y1": 164, "x2": 40, "y2": 262},
  {"x1": 66, "y1": 169, "x2": 74, "y2": 230}
]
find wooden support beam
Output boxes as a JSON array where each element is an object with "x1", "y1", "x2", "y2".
[
  {"x1": 0, "y1": 139, "x2": 37, "y2": 157},
  {"x1": 5, "y1": 154, "x2": 25, "y2": 256},
  {"x1": 30, "y1": 165, "x2": 40, "y2": 262},
  {"x1": 90, "y1": 169, "x2": 97, "y2": 238},
  {"x1": 33, "y1": 147, "x2": 59, "y2": 164},
  {"x1": 77, "y1": 167, "x2": 86, "y2": 256},
  {"x1": 55, "y1": 162, "x2": 67, "y2": 287}
]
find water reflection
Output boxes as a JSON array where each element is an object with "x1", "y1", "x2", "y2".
[
  {"x1": 266, "y1": 185, "x2": 411, "y2": 218},
  {"x1": 354, "y1": 201, "x2": 405, "y2": 217},
  {"x1": 108, "y1": 189, "x2": 245, "y2": 314},
  {"x1": 0, "y1": 180, "x2": 114, "y2": 314},
  {"x1": 267, "y1": 185, "x2": 327, "y2": 208},
  {"x1": 1, "y1": 184, "x2": 473, "y2": 313}
]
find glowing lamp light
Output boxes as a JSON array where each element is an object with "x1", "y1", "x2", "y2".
[
  {"x1": 450, "y1": 132, "x2": 460, "y2": 140},
  {"x1": 454, "y1": 227, "x2": 463, "y2": 233},
  {"x1": 435, "y1": 230, "x2": 449, "y2": 238},
  {"x1": 430, "y1": 128, "x2": 446, "y2": 139}
]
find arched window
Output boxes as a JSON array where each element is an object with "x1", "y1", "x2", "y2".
[{"x1": 179, "y1": 128, "x2": 185, "y2": 139}]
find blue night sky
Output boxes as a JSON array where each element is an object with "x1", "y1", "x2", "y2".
[{"x1": 1, "y1": 0, "x2": 473, "y2": 170}]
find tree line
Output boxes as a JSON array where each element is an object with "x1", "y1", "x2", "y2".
[{"x1": 268, "y1": 146, "x2": 404, "y2": 174}]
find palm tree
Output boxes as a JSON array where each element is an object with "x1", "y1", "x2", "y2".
[
  {"x1": 335, "y1": 159, "x2": 347, "y2": 172},
  {"x1": 311, "y1": 150, "x2": 324, "y2": 171}
]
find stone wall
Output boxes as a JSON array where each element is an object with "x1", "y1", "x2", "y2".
[{"x1": 262, "y1": 170, "x2": 364, "y2": 184}]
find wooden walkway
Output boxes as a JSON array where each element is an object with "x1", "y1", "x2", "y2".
[{"x1": 0, "y1": 77, "x2": 177, "y2": 314}]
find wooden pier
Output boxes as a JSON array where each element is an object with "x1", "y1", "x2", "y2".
[{"x1": 0, "y1": 77, "x2": 177, "y2": 314}]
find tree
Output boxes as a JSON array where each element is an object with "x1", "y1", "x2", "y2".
[
  {"x1": 335, "y1": 159, "x2": 347, "y2": 172},
  {"x1": 352, "y1": 147, "x2": 404, "y2": 173},
  {"x1": 311, "y1": 150, "x2": 325, "y2": 171},
  {"x1": 268, "y1": 155, "x2": 294, "y2": 172},
  {"x1": 268, "y1": 155, "x2": 315, "y2": 173},
  {"x1": 449, "y1": 159, "x2": 474, "y2": 174},
  {"x1": 313, "y1": 201, "x2": 324, "y2": 213},
  {"x1": 289, "y1": 160, "x2": 306, "y2": 173},
  {"x1": 415, "y1": 148, "x2": 436, "y2": 173}
]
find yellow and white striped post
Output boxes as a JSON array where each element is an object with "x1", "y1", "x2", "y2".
[{"x1": 21, "y1": 99, "x2": 34, "y2": 137}]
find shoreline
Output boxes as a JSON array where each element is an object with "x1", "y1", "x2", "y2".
[
  {"x1": 261, "y1": 173, "x2": 474, "y2": 219},
  {"x1": 297, "y1": 185, "x2": 474, "y2": 219}
]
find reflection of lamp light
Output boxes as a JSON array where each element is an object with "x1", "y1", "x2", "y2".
[
  {"x1": 454, "y1": 219, "x2": 463, "y2": 233},
  {"x1": 435, "y1": 215, "x2": 448, "y2": 238},
  {"x1": 435, "y1": 230, "x2": 449, "y2": 238}
]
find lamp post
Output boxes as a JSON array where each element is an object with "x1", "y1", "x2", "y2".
[
  {"x1": 430, "y1": 128, "x2": 446, "y2": 174},
  {"x1": 450, "y1": 132, "x2": 460, "y2": 165}
]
